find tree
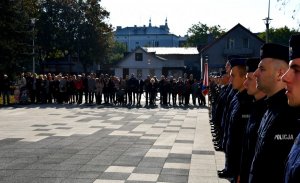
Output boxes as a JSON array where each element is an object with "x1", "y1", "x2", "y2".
[
  {"x1": 185, "y1": 22, "x2": 226, "y2": 47},
  {"x1": 106, "y1": 41, "x2": 127, "y2": 64},
  {"x1": 36, "y1": 0, "x2": 113, "y2": 72},
  {"x1": 258, "y1": 26, "x2": 299, "y2": 45},
  {"x1": 0, "y1": 0, "x2": 38, "y2": 73}
]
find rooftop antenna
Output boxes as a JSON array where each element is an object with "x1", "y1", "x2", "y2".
[{"x1": 263, "y1": 0, "x2": 272, "y2": 43}]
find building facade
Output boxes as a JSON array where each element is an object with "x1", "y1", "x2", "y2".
[
  {"x1": 200, "y1": 23, "x2": 265, "y2": 74},
  {"x1": 114, "y1": 19, "x2": 182, "y2": 52},
  {"x1": 113, "y1": 47, "x2": 199, "y2": 80}
]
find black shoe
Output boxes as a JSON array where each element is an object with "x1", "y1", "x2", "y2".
[
  {"x1": 217, "y1": 169, "x2": 226, "y2": 173},
  {"x1": 218, "y1": 170, "x2": 233, "y2": 178},
  {"x1": 214, "y1": 146, "x2": 223, "y2": 151}
]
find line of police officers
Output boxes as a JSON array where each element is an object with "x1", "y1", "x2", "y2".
[{"x1": 209, "y1": 34, "x2": 300, "y2": 183}]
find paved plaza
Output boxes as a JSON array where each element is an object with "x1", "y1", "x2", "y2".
[{"x1": 0, "y1": 104, "x2": 229, "y2": 183}]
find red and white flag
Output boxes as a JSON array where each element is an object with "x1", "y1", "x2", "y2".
[{"x1": 202, "y1": 62, "x2": 209, "y2": 95}]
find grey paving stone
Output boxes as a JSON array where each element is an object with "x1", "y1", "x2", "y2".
[
  {"x1": 134, "y1": 139, "x2": 156, "y2": 145},
  {"x1": 130, "y1": 144, "x2": 152, "y2": 149},
  {"x1": 123, "y1": 148, "x2": 149, "y2": 157},
  {"x1": 113, "y1": 155, "x2": 143, "y2": 166},
  {"x1": 56, "y1": 148, "x2": 81, "y2": 154},
  {"x1": 60, "y1": 158, "x2": 92, "y2": 165},
  {"x1": 87, "y1": 156, "x2": 119, "y2": 166},
  {"x1": 61, "y1": 178, "x2": 95, "y2": 183},
  {"x1": 138, "y1": 158, "x2": 166, "y2": 168},
  {"x1": 133, "y1": 167, "x2": 162, "y2": 174},
  {"x1": 68, "y1": 171, "x2": 101, "y2": 179},
  {"x1": 40, "y1": 170, "x2": 74, "y2": 178},
  {"x1": 34, "y1": 128, "x2": 51, "y2": 131},
  {"x1": 168, "y1": 153, "x2": 192, "y2": 159},
  {"x1": 192, "y1": 150, "x2": 215, "y2": 155},
  {"x1": 98, "y1": 172, "x2": 131, "y2": 180},
  {"x1": 0, "y1": 169, "x2": 16, "y2": 177},
  {"x1": 52, "y1": 123, "x2": 67, "y2": 125},
  {"x1": 79, "y1": 165, "x2": 108, "y2": 172},
  {"x1": 99, "y1": 150, "x2": 125, "y2": 156},
  {"x1": 161, "y1": 168, "x2": 189, "y2": 176},
  {"x1": 46, "y1": 153, "x2": 74, "y2": 159},
  {"x1": 125, "y1": 181, "x2": 156, "y2": 183},
  {"x1": 151, "y1": 145, "x2": 172, "y2": 149},
  {"x1": 55, "y1": 127, "x2": 72, "y2": 130},
  {"x1": 166, "y1": 157, "x2": 191, "y2": 164},
  {"x1": 157, "y1": 174, "x2": 188, "y2": 183},
  {"x1": 175, "y1": 140, "x2": 194, "y2": 144},
  {"x1": 4, "y1": 162, "x2": 31, "y2": 170},
  {"x1": 1, "y1": 176, "x2": 34, "y2": 183},
  {"x1": 31, "y1": 177, "x2": 64, "y2": 183},
  {"x1": 31, "y1": 125, "x2": 49, "y2": 127},
  {"x1": 51, "y1": 164, "x2": 83, "y2": 171},
  {"x1": 0, "y1": 138, "x2": 23, "y2": 148},
  {"x1": 77, "y1": 148, "x2": 104, "y2": 155},
  {"x1": 36, "y1": 133, "x2": 55, "y2": 136}
]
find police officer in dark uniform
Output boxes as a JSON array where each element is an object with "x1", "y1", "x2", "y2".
[
  {"x1": 212, "y1": 69, "x2": 230, "y2": 149},
  {"x1": 220, "y1": 58, "x2": 253, "y2": 182},
  {"x1": 238, "y1": 58, "x2": 267, "y2": 183},
  {"x1": 282, "y1": 34, "x2": 300, "y2": 183},
  {"x1": 249, "y1": 43, "x2": 300, "y2": 183}
]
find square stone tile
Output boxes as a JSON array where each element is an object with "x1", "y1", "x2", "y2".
[
  {"x1": 127, "y1": 173, "x2": 159, "y2": 182},
  {"x1": 105, "y1": 166, "x2": 135, "y2": 173},
  {"x1": 94, "y1": 180, "x2": 125, "y2": 183},
  {"x1": 161, "y1": 168, "x2": 189, "y2": 176},
  {"x1": 99, "y1": 172, "x2": 130, "y2": 180},
  {"x1": 157, "y1": 174, "x2": 188, "y2": 183},
  {"x1": 163, "y1": 163, "x2": 190, "y2": 169},
  {"x1": 113, "y1": 156, "x2": 143, "y2": 166},
  {"x1": 133, "y1": 167, "x2": 162, "y2": 174},
  {"x1": 145, "y1": 149, "x2": 170, "y2": 158}
]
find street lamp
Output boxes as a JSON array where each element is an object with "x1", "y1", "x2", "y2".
[
  {"x1": 31, "y1": 18, "x2": 36, "y2": 73},
  {"x1": 263, "y1": 0, "x2": 272, "y2": 43}
]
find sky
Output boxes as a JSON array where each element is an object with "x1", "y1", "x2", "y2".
[{"x1": 100, "y1": 0, "x2": 299, "y2": 36}]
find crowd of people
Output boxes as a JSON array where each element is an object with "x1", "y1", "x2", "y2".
[
  {"x1": 208, "y1": 35, "x2": 300, "y2": 183},
  {"x1": 0, "y1": 72, "x2": 207, "y2": 107}
]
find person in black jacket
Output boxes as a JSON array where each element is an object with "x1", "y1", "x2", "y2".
[
  {"x1": 238, "y1": 58, "x2": 267, "y2": 183},
  {"x1": 249, "y1": 43, "x2": 300, "y2": 183},
  {"x1": 144, "y1": 75, "x2": 151, "y2": 106},
  {"x1": 282, "y1": 34, "x2": 300, "y2": 183},
  {"x1": 1, "y1": 74, "x2": 11, "y2": 105},
  {"x1": 127, "y1": 74, "x2": 138, "y2": 105},
  {"x1": 219, "y1": 58, "x2": 253, "y2": 182},
  {"x1": 136, "y1": 75, "x2": 144, "y2": 106}
]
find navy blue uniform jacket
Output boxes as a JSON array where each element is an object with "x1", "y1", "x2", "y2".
[{"x1": 249, "y1": 89, "x2": 300, "y2": 183}]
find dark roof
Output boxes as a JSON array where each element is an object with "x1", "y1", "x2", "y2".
[{"x1": 200, "y1": 23, "x2": 265, "y2": 53}]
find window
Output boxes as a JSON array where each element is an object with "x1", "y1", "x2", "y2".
[
  {"x1": 149, "y1": 69, "x2": 155, "y2": 77},
  {"x1": 227, "y1": 38, "x2": 235, "y2": 49},
  {"x1": 137, "y1": 69, "x2": 142, "y2": 78},
  {"x1": 135, "y1": 53, "x2": 143, "y2": 61},
  {"x1": 243, "y1": 38, "x2": 249, "y2": 48}
]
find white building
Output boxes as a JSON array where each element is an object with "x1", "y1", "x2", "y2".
[
  {"x1": 113, "y1": 47, "x2": 199, "y2": 80},
  {"x1": 114, "y1": 18, "x2": 183, "y2": 52}
]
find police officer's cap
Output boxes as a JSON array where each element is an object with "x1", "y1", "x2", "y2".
[
  {"x1": 229, "y1": 58, "x2": 246, "y2": 68},
  {"x1": 260, "y1": 43, "x2": 289, "y2": 63},
  {"x1": 289, "y1": 34, "x2": 300, "y2": 60},
  {"x1": 246, "y1": 58, "x2": 260, "y2": 72}
]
